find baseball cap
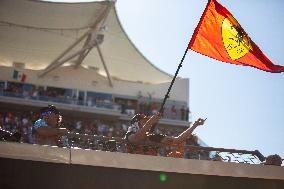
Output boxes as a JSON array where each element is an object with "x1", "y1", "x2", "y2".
[{"x1": 40, "y1": 105, "x2": 60, "y2": 116}]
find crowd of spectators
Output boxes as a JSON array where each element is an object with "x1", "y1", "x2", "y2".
[
  {"x1": 0, "y1": 111, "x2": 126, "y2": 143},
  {"x1": 135, "y1": 102, "x2": 190, "y2": 121},
  {"x1": 0, "y1": 110, "x2": 203, "y2": 158},
  {"x1": 0, "y1": 111, "x2": 36, "y2": 143},
  {"x1": 1, "y1": 110, "x2": 282, "y2": 165},
  {"x1": 0, "y1": 81, "x2": 191, "y2": 121},
  {"x1": 1, "y1": 81, "x2": 282, "y2": 165}
]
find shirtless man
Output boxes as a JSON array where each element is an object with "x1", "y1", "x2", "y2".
[
  {"x1": 34, "y1": 105, "x2": 68, "y2": 146},
  {"x1": 124, "y1": 113, "x2": 205, "y2": 156}
]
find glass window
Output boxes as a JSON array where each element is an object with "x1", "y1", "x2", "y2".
[
  {"x1": 46, "y1": 86, "x2": 72, "y2": 98},
  {"x1": 114, "y1": 98, "x2": 138, "y2": 114},
  {"x1": 86, "y1": 91, "x2": 113, "y2": 108},
  {"x1": 78, "y1": 90, "x2": 85, "y2": 105},
  {"x1": 0, "y1": 81, "x2": 4, "y2": 94}
]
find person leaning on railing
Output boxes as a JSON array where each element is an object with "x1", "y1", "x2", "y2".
[
  {"x1": 33, "y1": 105, "x2": 68, "y2": 146},
  {"x1": 124, "y1": 112, "x2": 206, "y2": 156},
  {"x1": 264, "y1": 154, "x2": 282, "y2": 166}
]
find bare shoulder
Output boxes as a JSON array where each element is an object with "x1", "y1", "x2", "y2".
[
  {"x1": 127, "y1": 133, "x2": 146, "y2": 144},
  {"x1": 161, "y1": 136, "x2": 175, "y2": 145},
  {"x1": 127, "y1": 133, "x2": 136, "y2": 143}
]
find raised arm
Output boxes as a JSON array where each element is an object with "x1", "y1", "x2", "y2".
[
  {"x1": 161, "y1": 118, "x2": 206, "y2": 145},
  {"x1": 128, "y1": 113, "x2": 161, "y2": 144},
  {"x1": 36, "y1": 127, "x2": 68, "y2": 138}
]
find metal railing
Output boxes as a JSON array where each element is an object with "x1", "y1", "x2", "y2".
[
  {"x1": 1, "y1": 91, "x2": 118, "y2": 110},
  {"x1": 65, "y1": 133, "x2": 265, "y2": 164},
  {"x1": 0, "y1": 130, "x2": 269, "y2": 165},
  {"x1": 0, "y1": 91, "x2": 189, "y2": 122}
]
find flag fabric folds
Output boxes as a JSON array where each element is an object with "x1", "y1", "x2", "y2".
[
  {"x1": 188, "y1": 0, "x2": 284, "y2": 73},
  {"x1": 13, "y1": 70, "x2": 27, "y2": 82}
]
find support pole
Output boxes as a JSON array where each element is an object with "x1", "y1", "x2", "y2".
[
  {"x1": 39, "y1": 3, "x2": 112, "y2": 77},
  {"x1": 39, "y1": 44, "x2": 95, "y2": 76},
  {"x1": 96, "y1": 41, "x2": 113, "y2": 87},
  {"x1": 74, "y1": 4, "x2": 112, "y2": 68},
  {"x1": 74, "y1": 34, "x2": 92, "y2": 68},
  {"x1": 38, "y1": 31, "x2": 89, "y2": 77},
  {"x1": 74, "y1": 47, "x2": 93, "y2": 69}
]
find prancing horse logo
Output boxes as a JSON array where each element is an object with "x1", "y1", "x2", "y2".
[{"x1": 222, "y1": 15, "x2": 253, "y2": 60}]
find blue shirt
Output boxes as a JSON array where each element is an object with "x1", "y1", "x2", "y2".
[{"x1": 34, "y1": 119, "x2": 48, "y2": 129}]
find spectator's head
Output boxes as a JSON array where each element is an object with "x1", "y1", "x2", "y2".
[
  {"x1": 187, "y1": 134, "x2": 199, "y2": 146},
  {"x1": 212, "y1": 154, "x2": 223, "y2": 161},
  {"x1": 130, "y1": 113, "x2": 147, "y2": 128},
  {"x1": 126, "y1": 113, "x2": 148, "y2": 134},
  {"x1": 40, "y1": 105, "x2": 60, "y2": 127},
  {"x1": 264, "y1": 154, "x2": 282, "y2": 166}
]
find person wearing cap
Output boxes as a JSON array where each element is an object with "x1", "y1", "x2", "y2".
[
  {"x1": 124, "y1": 113, "x2": 205, "y2": 156},
  {"x1": 34, "y1": 105, "x2": 68, "y2": 145}
]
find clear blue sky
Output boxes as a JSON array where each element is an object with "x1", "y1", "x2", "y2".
[
  {"x1": 115, "y1": 0, "x2": 284, "y2": 158},
  {"x1": 50, "y1": 0, "x2": 284, "y2": 159}
]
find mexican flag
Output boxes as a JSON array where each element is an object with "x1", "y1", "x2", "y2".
[{"x1": 13, "y1": 69, "x2": 27, "y2": 82}]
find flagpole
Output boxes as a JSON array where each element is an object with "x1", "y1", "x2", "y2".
[
  {"x1": 149, "y1": 47, "x2": 189, "y2": 133},
  {"x1": 159, "y1": 47, "x2": 189, "y2": 113},
  {"x1": 150, "y1": 1, "x2": 211, "y2": 133},
  {"x1": 158, "y1": 0, "x2": 211, "y2": 114}
]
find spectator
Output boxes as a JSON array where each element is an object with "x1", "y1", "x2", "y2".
[
  {"x1": 212, "y1": 154, "x2": 223, "y2": 161},
  {"x1": 142, "y1": 102, "x2": 147, "y2": 115},
  {"x1": 180, "y1": 105, "x2": 185, "y2": 121},
  {"x1": 33, "y1": 105, "x2": 68, "y2": 146},
  {"x1": 0, "y1": 113, "x2": 3, "y2": 127},
  {"x1": 87, "y1": 97, "x2": 92, "y2": 107},
  {"x1": 151, "y1": 102, "x2": 158, "y2": 115},
  {"x1": 124, "y1": 113, "x2": 205, "y2": 156},
  {"x1": 186, "y1": 107, "x2": 190, "y2": 121},
  {"x1": 264, "y1": 154, "x2": 282, "y2": 166},
  {"x1": 171, "y1": 105, "x2": 177, "y2": 119},
  {"x1": 146, "y1": 103, "x2": 151, "y2": 115},
  {"x1": 31, "y1": 86, "x2": 38, "y2": 98},
  {"x1": 84, "y1": 123, "x2": 93, "y2": 135},
  {"x1": 75, "y1": 121, "x2": 82, "y2": 133},
  {"x1": 138, "y1": 102, "x2": 144, "y2": 114},
  {"x1": 184, "y1": 135, "x2": 200, "y2": 159}
]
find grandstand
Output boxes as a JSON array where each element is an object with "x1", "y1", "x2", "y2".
[
  {"x1": 0, "y1": 0, "x2": 190, "y2": 128},
  {"x1": 0, "y1": 0, "x2": 283, "y2": 188}
]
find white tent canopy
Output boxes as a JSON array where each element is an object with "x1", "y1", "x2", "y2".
[{"x1": 0, "y1": 0, "x2": 173, "y2": 84}]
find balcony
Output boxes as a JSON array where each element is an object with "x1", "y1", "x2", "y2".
[
  {"x1": 0, "y1": 90, "x2": 190, "y2": 127},
  {"x1": 0, "y1": 141, "x2": 283, "y2": 189}
]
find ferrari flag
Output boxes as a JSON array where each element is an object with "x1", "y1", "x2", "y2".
[{"x1": 188, "y1": 0, "x2": 284, "y2": 73}]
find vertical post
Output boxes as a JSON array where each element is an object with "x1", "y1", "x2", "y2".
[{"x1": 96, "y1": 41, "x2": 113, "y2": 87}]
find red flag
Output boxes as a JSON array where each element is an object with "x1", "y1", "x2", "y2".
[
  {"x1": 21, "y1": 73, "x2": 27, "y2": 82},
  {"x1": 189, "y1": 0, "x2": 284, "y2": 73}
]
